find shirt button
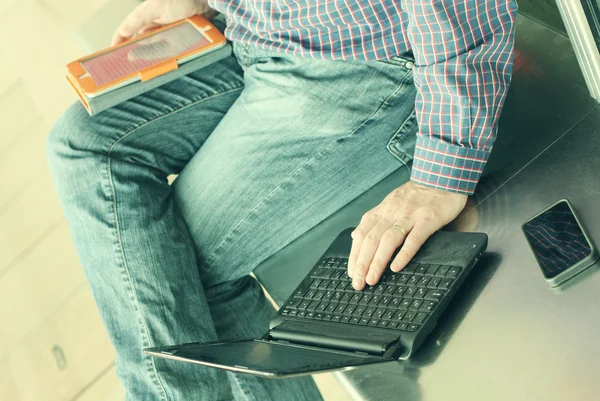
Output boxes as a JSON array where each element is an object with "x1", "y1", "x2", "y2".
[{"x1": 405, "y1": 61, "x2": 414, "y2": 69}]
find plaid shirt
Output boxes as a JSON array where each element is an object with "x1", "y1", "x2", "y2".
[{"x1": 210, "y1": 0, "x2": 518, "y2": 194}]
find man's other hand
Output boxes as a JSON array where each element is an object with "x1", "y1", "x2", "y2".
[
  {"x1": 347, "y1": 181, "x2": 468, "y2": 290},
  {"x1": 111, "y1": 0, "x2": 215, "y2": 46}
]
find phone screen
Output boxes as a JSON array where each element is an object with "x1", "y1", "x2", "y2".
[
  {"x1": 81, "y1": 21, "x2": 210, "y2": 87},
  {"x1": 522, "y1": 200, "x2": 592, "y2": 279}
]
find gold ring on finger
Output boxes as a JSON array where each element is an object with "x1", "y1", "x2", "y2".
[{"x1": 392, "y1": 224, "x2": 407, "y2": 235}]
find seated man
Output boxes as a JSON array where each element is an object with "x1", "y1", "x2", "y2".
[{"x1": 46, "y1": 0, "x2": 517, "y2": 400}]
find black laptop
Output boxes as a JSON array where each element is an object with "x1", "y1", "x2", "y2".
[{"x1": 144, "y1": 228, "x2": 487, "y2": 377}]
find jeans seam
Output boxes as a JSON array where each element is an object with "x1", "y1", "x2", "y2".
[
  {"x1": 204, "y1": 77, "x2": 409, "y2": 268},
  {"x1": 105, "y1": 155, "x2": 169, "y2": 401},
  {"x1": 102, "y1": 86, "x2": 243, "y2": 401}
]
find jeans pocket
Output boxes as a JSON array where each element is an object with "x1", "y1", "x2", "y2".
[{"x1": 387, "y1": 110, "x2": 418, "y2": 166}]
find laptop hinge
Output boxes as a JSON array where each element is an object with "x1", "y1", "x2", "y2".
[{"x1": 269, "y1": 319, "x2": 401, "y2": 357}]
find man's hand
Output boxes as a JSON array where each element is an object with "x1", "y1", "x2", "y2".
[
  {"x1": 347, "y1": 181, "x2": 468, "y2": 290},
  {"x1": 111, "y1": 0, "x2": 215, "y2": 46}
]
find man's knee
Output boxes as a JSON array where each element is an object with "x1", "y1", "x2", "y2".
[{"x1": 47, "y1": 102, "x2": 91, "y2": 167}]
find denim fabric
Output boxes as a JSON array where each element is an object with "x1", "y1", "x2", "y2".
[{"x1": 46, "y1": 42, "x2": 417, "y2": 400}]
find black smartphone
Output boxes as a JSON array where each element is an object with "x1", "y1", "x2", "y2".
[{"x1": 522, "y1": 199, "x2": 598, "y2": 287}]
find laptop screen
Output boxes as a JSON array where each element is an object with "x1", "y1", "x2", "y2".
[{"x1": 146, "y1": 339, "x2": 391, "y2": 377}]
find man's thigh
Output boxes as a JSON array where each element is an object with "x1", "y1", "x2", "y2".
[{"x1": 173, "y1": 44, "x2": 417, "y2": 286}]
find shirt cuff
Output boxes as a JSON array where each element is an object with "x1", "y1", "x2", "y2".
[{"x1": 410, "y1": 136, "x2": 491, "y2": 195}]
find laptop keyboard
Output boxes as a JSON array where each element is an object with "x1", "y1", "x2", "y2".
[{"x1": 280, "y1": 257, "x2": 462, "y2": 332}]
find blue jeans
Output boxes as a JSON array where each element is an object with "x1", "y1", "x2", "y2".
[{"x1": 46, "y1": 41, "x2": 417, "y2": 400}]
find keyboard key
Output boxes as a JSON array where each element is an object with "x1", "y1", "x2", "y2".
[
  {"x1": 350, "y1": 293, "x2": 363, "y2": 304},
  {"x1": 332, "y1": 259, "x2": 342, "y2": 268},
  {"x1": 322, "y1": 314, "x2": 333, "y2": 321},
  {"x1": 364, "y1": 306, "x2": 377, "y2": 318},
  {"x1": 294, "y1": 287, "x2": 309, "y2": 298},
  {"x1": 388, "y1": 321, "x2": 399, "y2": 329},
  {"x1": 407, "y1": 324, "x2": 420, "y2": 332},
  {"x1": 399, "y1": 299, "x2": 412, "y2": 309},
  {"x1": 403, "y1": 263, "x2": 418, "y2": 273},
  {"x1": 420, "y1": 301, "x2": 437, "y2": 312},
  {"x1": 407, "y1": 276, "x2": 420, "y2": 286},
  {"x1": 415, "y1": 264, "x2": 428, "y2": 275},
  {"x1": 334, "y1": 304, "x2": 347, "y2": 314},
  {"x1": 386, "y1": 274, "x2": 398, "y2": 283},
  {"x1": 353, "y1": 306, "x2": 366, "y2": 316},
  {"x1": 438, "y1": 278, "x2": 453, "y2": 290},
  {"x1": 409, "y1": 300, "x2": 423, "y2": 311},
  {"x1": 297, "y1": 311, "x2": 307, "y2": 317},
  {"x1": 394, "y1": 286, "x2": 407, "y2": 296},
  {"x1": 424, "y1": 289, "x2": 445, "y2": 301},
  {"x1": 312, "y1": 268, "x2": 331, "y2": 278},
  {"x1": 379, "y1": 296, "x2": 391, "y2": 306},
  {"x1": 404, "y1": 287, "x2": 417, "y2": 298},
  {"x1": 435, "y1": 265, "x2": 450, "y2": 277},
  {"x1": 325, "y1": 304, "x2": 337, "y2": 313},
  {"x1": 331, "y1": 315, "x2": 342, "y2": 322},
  {"x1": 286, "y1": 299, "x2": 301, "y2": 309},
  {"x1": 330, "y1": 271, "x2": 344, "y2": 280},
  {"x1": 374, "y1": 285, "x2": 386, "y2": 295},
  {"x1": 316, "y1": 302, "x2": 328, "y2": 312},
  {"x1": 428, "y1": 278, "x2": 441, "y2": 288},
  {"x1": 398, "y1": 322, "x2": 409, "y2": 330},
  {"x1": 378, "y1": 320, "x2": 389, "y2": 327},
  {"x1": 344, "y1": 305, "x2": 357, "y2": 315},
  {"x1": 281, "y1": 309, "x2": 290, "y2": 315},
  {"x1": 327, "y1": 281, "x2": 341, "y2": 291},
  {"x1": 390, "y1": 298, "x2": 402, "y2": 309},
  {"x1": 299, "y1": 300, "x2": 311, "y2": 310},
  {"x1": 375, "y1": 308, "x2": 387, "y2": 319},
  {"x1": 363, "y1": 286, "x2": 376, "y2": 294},
  {"x1": 319, "y1": 259, "x2": 329, "y2": 267},
  {"x1": 307, "y1": 312, "x2": 315, "y2": 319},
  {"x1": 340, "y1": 293, "x2": 352, "y2": 303},
  {"x1": 341, "y1": 316, "x2": 351, "y2": 323},
  {"x1": 402, "y1": 311, "x2": 416, "y2": 322},
  {"x1": 359, "y1": 295, "x2": 372, "y2": 304},
  {"x1": 393, "y1": 310, "x2": 406, "y2": 321},
  {"x1": 384, "y1": 310, "x2": 396, "y2": 320},
  {"x1": 425, "y1": 264, "x2": 439, "y2": 276},
  {"x1": 397, "y1": 274, "x2": 410, "y2": 284},
  {"x1": 331, "y1": 292, "x2": 344, "y2": 302},
  {"x1": 369, "y1": 295, "x2": 382, "y2": 306},
  {"x1": 446, "y1": 266, "x2": 461, "y2": 278},
  {"x1": 313, "y1": 290, "x2": 326, "y2": 300},
  {"x1": 417, "y1": 277, "x2": 430, "y2": 287},
  {"x1": 305, "y1": 290, "x2": 317, "y2": 299},
  {"x1": 369, "y1": 319, "x2": 380, "y2": 326},
  {"x1": 413, "y1": 312, "x2": 428, "y2": 324},
  {"x1": 359, "y1": 318, "x2": 371, "y2": 326},
  {"x1": 310, "y1": 279, "x2": 321, "y2": 288},
  {"x1": 307, "y1": 301, "x2": 321, "y2": 311},
  {"x1": 288, "y1": 310, "x2": 297, "y2": 316},
  {"x1": 385, "y1": 286, "x2": 396, "y2": 295},
  {"x1": 415, "y1": 288, "x2": 428, "y2": 299},
  {"x1": 350, "y1": 317, "x2": 361, "y2": 325}
]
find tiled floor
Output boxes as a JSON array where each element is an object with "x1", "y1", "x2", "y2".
[{"x1": 0, "y1": 1, "x2": 350, "y2": 400}]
